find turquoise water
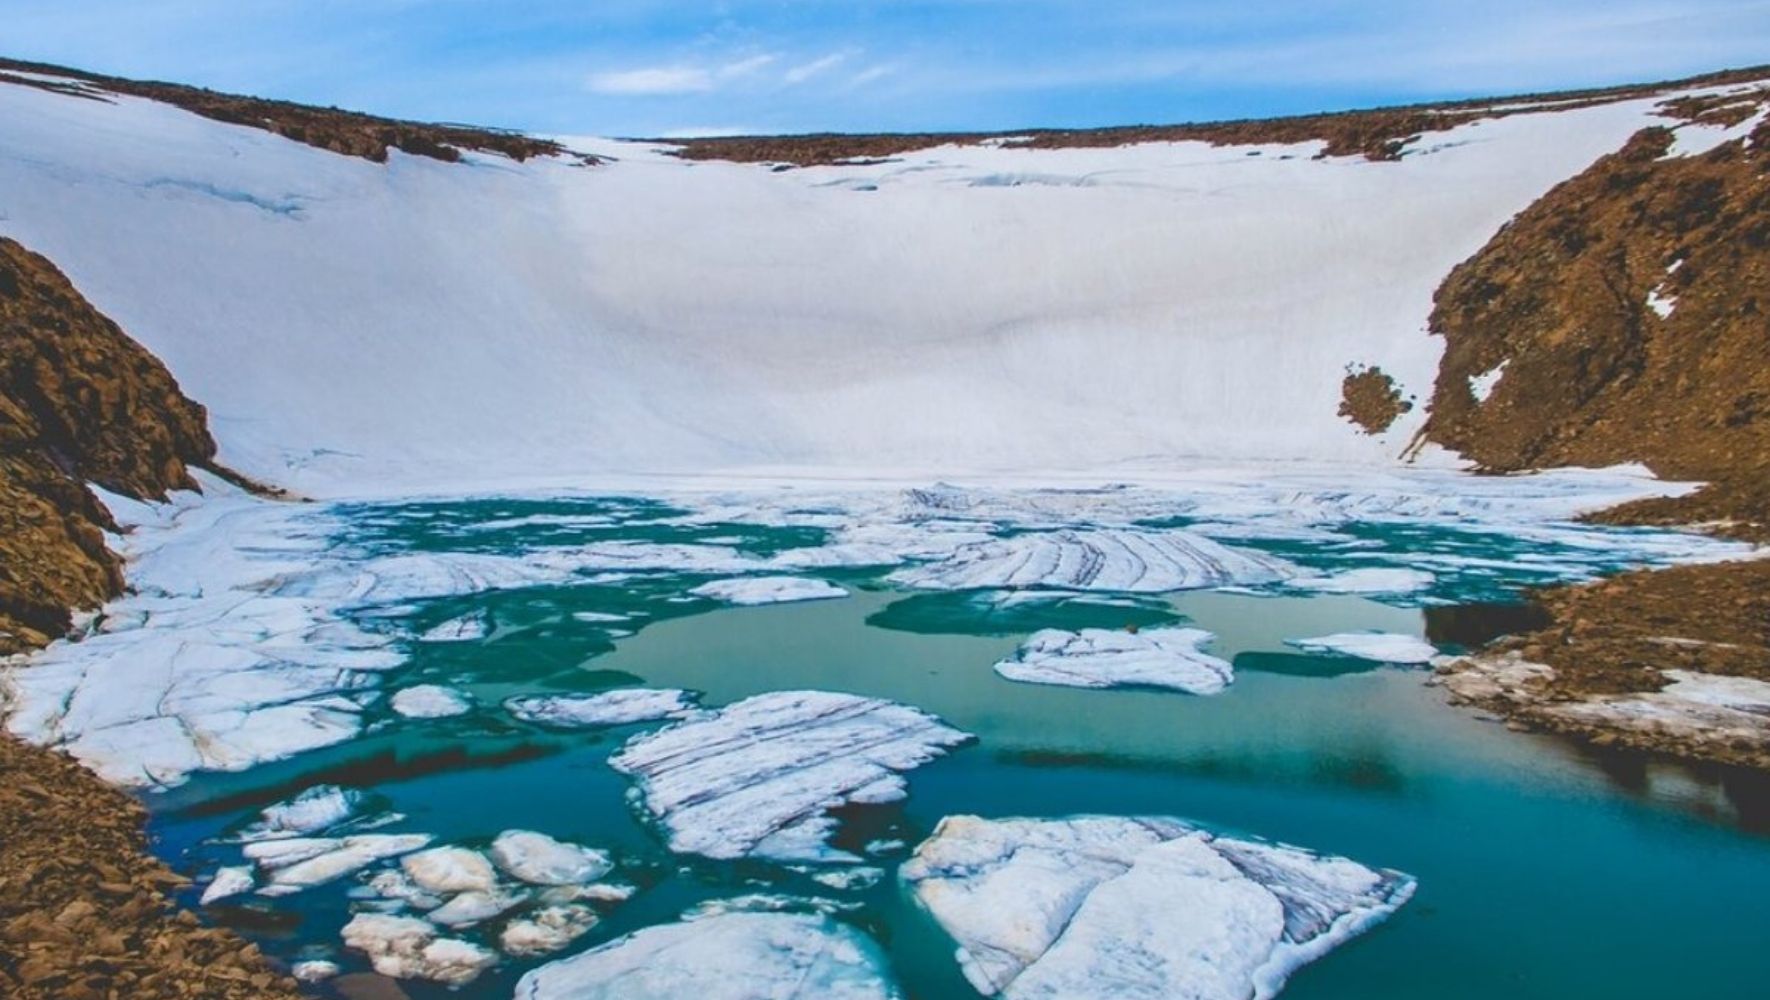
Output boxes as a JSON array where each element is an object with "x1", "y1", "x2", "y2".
[{"x1": 144, "y1": 495, "x2": 1770, "y2": 998}]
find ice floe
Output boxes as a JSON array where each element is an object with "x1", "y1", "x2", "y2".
[
  {"x1": 901, "y1": 815, "x2": 1414, "y2": 1000},
  {"x1": 513, "y1": 911, "x2": 902, "y2": 1000},
  {"x1": 491, "y1": 830, "x2": 614, "y2": 886},
  {"x1": 1287, "y1": 632, "x2": 1439, "y2": 664},
  {"x1": 429, "y1": 888, "x2": 529, "y2": 928},
  {"x1": 418, "y1": 611, "x2": 489, "y2": 642},
  {"x1": 609, "y1": 690, "x2": 973, "y2": 861},
  {"x1": 246, "y1": 833, "x2": 433, "y2": 895},
  {"x1": 688, "y1": 575, "x2": 849, "y2": 605},
  {"x1": 501, "y1": 904, "x2": 600, "y2": 957},
  {"x1": 290, "y1": 960, "x2": 340, "y2": 982},
  {"x1": 1288, "y1": 567, "x2": 1435, "y2": 596},
  {"x1": 994, "y1": 627, "x2": 1233, "y2": 695},
  {"x1": 199, "y1": 865, "x2": 256, "y2": 905},
  {"x1": 402, "y1": 846, "x2": 498, "y2": 894},
  {"x1": 240, "y1": 784, "x2": 365, "y2": 840},
  {"x1": 390, "y1": 684, "x2": 474, "y2": 718},
  {"x1": 890, "y1": 529, "x2": 1298, "y2": 593},
  {"x1": 505, "y1": 688, "x2": 699, "y2": 728},
  {"x1": 341, "y1": 913, "x2": 499, "y2": 986}
]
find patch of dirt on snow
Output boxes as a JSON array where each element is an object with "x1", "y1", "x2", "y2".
[{"x1": 1338, "y1": 364, "x2": 1414, "y2": 434}]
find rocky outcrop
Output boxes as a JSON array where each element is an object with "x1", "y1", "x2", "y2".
[
  {"x1": 1422, "y1": 83, "x2": 1770, "y2": 766},
  {"x1": 1422, "y1": 91, "x2": 1770, "y2": 540},
  {"x1": 0, "y1": 57, "x2": 567, "y2": 165},
  {"x1": 0, "y1": 237, "x2": 225, "y2": 654}
]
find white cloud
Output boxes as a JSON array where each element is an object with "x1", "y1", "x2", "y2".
[
  {"x1": 586, "y1": 65, "x2": 713, "y2": 95},
  {"x1": 847, "y1": 64, "x2": 897, "y2": 87},
  {"x1": 784, "y1": 51, "x2": 850, "y2": 84},
  {"x1": 586, "y1": 53, "x2": 777, "y2": 96}
]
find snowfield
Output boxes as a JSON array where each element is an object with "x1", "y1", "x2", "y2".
[{"x1": 0, "y1": 74, "x2": 1700, "y2": 496}]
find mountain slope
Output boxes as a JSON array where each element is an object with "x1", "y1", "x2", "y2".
[{"x1": 4, "y1": 64, "x2": 1755, "y2": 496}]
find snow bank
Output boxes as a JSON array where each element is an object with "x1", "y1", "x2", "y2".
[{"x1": 0, "y1": 78, "x2": 1693, "y2": 495}]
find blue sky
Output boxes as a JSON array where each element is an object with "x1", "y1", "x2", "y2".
[{"x1": 4, "y1": 1, "x2": 1769, "y2": 136}]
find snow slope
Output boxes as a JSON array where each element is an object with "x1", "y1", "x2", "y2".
[{"x1": 0, "y1": 75, "x2": 1693, "y2": 495}]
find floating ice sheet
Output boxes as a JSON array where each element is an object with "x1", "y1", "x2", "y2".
[
  {"x1": 506, "y1": 688, "x2": 699, "y2": 728},
  {"x1": 513, "y1": 911, "x2": 902, "y2": 1000},
  {"x1": 1286, "y1": 632, "x2": 1439, "y2": 664},
  {"x1": 609, "y1": 690, "x2": 973, "y2": 861},
  {"x1": 995, "y1": 627, "x2": 1233, "y2": 695},
  {"x1": 688, "y1": 576, "x2": 849, "y2": 606},
  {"x1": 890, "y1": 529, "x2": 1298, "y2": 593},
  {"x1": 902, "y1": 815, "x2": 1414, "y2": 1000}
]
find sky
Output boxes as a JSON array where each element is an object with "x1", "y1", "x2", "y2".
[{"x1": 3, "y1": 1, "x2": 1769, "y2": 137}]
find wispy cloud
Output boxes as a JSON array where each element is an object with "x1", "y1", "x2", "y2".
[
  {"x1": 586, "y1": 52, "x2": 777, "y2": 95},
  {"x1": 783, "y1": 51, "x2": 851, "y2": 84}
]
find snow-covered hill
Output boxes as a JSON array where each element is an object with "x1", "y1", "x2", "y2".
[{"x1": 0, "y1": 70, "x2": 1736, "y2": 496}]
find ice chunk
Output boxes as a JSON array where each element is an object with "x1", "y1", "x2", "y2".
[
  {"x1": 248, "y1": 834, "x2": 432, "y2": 894},
  {"x1": 891, "y1": 529, "x2": 1297, "y2": 593},
  {"x1": 500, "y1": 905, "x2": 600, "y2": 957},
  {"x1": 1288, "y1": 567, "x2": 1435, "y2": 596},
  {"x1": 240, "y1": 784, "x2": 364, "y2": 841},
  {"x1": 506, "y1": 688, "x2": 699, "y2": 728},
  {"x1": 429, "y1": 888, "x2": 528, "y2": 928},
  {"x1": 512, "y1": 911, "x2": 902, "y2": 1000},
  {"x1": 419, "y1": 611, "x2": 488, "y2": 642},
  {"x1": 1286, "y1": 632, "x2": 1438, "y2": 664},
  {"x1": 402, "y1": 846, "x2": 498, "y2": 894},
  {"x1": 609, "y1": 690, "x2": 973, "y2": 861},
  {"x1": 689, "y1": 576, "x2": 849, "y2": 606},
  {"x1": 491, "y1": 830, "x2": 614, "y2": 886},
  {"x1": 291, "y1": 960, "x2": 340, "y2": 982},
  {"x1": 390, "y1": 684, "x2": 473, "y2": 718},
  {"x1": 995, "y1": 627, "x2": 1233, "y2": 695},
  {"x1": 901, "y1": 815, "x2": 1414, "y2": 999},
  {"x1": 341, "y1": 913, "x2": 498, "y2": 986},
  {"x1": 199, "y1": 865, "x2": 255, "y2": 905}
]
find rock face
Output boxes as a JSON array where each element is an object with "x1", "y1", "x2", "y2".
[
  {"x1": 609, "y1": 690, "x2": 973, "y2": 861},
  {"x1": 513, "y1": 911, "x2": 903, "y2": 1000},
  {"x1": 1422, "y1": 90, "x2": 1770, "y2": 540},
  {"x1": 0, "y1": 236, "x2": 223, "y2": 654},
  {"x1": 901, "y1": 815, "x2": 1415, "y2": 1000},
  {"x1": 994, "y1": 627, "x2": 1234, "y2": 695}
]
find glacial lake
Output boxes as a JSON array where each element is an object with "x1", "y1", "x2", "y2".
[{"x1": 120, "y1": 486, "x2": 1770, "y2": 999}]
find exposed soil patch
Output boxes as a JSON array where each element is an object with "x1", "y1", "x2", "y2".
[
  {"x1": 1423, "y1": 81, "x2": 1770, "y2": 767},
  {"x1": 0, "y1": 57, "x2": 571, "y2": 165},
  {"x1": 661, "y1": 64, "x2": 1770, "y2": 167},
  {"x1": 1337, "y1": 365, "x2": 1413, "y2": 434}
]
